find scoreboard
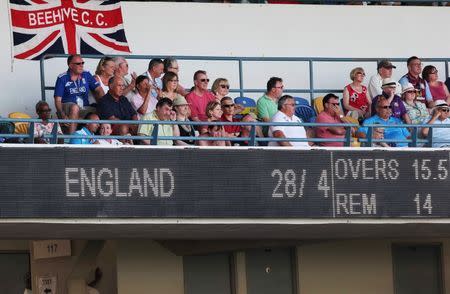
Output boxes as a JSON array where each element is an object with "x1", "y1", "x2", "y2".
[{"x1": 0, "y1": 146, "x2": 448, "y2": 218}]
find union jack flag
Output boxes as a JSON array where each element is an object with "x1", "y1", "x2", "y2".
[{"x1": 10, "y1": 0, "x2": 131, "y2": 60}]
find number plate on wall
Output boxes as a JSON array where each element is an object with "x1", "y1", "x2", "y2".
[{"x1": 33, "y1": 240, "x2": 71, "y2": 260}]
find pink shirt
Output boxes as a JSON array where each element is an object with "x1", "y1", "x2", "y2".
[
  {"x1": 315, "y1": 111, "x2": 344, "y2": 147},
  {"x1": 429, "y1": 81, "x2": 447, "y2": 101},
  {"x1": 186, "y1": 90, "x2": 216, "y2": 121}
]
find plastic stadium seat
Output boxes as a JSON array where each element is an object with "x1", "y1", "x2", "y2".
[
  {"x1": 313, "y1": 96, "x2": 324, "y2": 114},
  {"x1": 295, "y1": 105, "x2": 316, "y2": 123},
  {"x1": 293, "y1": 97, "x2": 310, "y2": 107},
  {"x1": 234, "y1": 96, "x2": 257, "y2": 115},
  {"x1": 8, "y1": 112, "x2": 31, "y2": 134}
]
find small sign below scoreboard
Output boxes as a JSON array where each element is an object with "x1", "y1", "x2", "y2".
[{"x1": 33, "y1": 240, "x2": 71, "y2": 260}]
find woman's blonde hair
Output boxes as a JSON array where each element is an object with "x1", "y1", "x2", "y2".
[
  {"x1": 211, "y1": 78, "x2": 229, "y2": 95},
  {"x1": 349, "y1": 67, "x2": 365, "y2": 81}
]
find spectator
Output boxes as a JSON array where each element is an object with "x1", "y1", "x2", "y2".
[
  {"x1": 172, "y1": 96, "x2": 195, "y2": 145},
  {"x1": 160, "y1": 72, "x2": 184, "y2": 101},
  {"x1": 130, "y1": 75, "x2": 157, "y2": 119},
  {"x1": 185, "y1": 70, "x2": 217, "y2": 122},
  {"x1": 421, "y1": 100, "x2": 450, "y2": 147},
  {"x1": 268, "y1": 95, "x2": 312, "y2": 147},
  {"x1": 212, "y1": 78, "x2": 244, "y2": 114},
  {"x1": 399, "y1": 56, "x2": 432, "y2": 103},
  {"x1": 143, "y1": 58, "x2": 164, "y2": 99},
  {"x1": 221, "y1": 96, "x2": 263, "y2": 146},
  {"x1": 163, "y1": 57, "x2": 188, "y2": 96},
  {"x1": 422, "y1": 65, "x2": 450, "y2": 106},
  {"x1": 315, "y1": 93, "x2": 351, "y2": 147},
  {"x1": 368, "y1": 59, "x2": 401, "y2": 98},
  {"x1": 445, "y1": 77, "x2": 450, "y2": 94},
  {"x1": 97, "y1": 76, "x2": 138, "y2": 137},
  {"x1": 69, "y1": 112, "x2": 100, "y2": 144},
  {"x1": 94, "y1": 123, "x2": 123, "y2": 145},
  {"x1": 220, "y1": 96, "x2": 242, "y2": 138},
  {"x1": 371, "y1": 124, "x2": 391, "y2": 148},
  {"x1": 211, "y1": 78, "x2": 230, "y2": 102},
  {"x1": 371, "y1": 78, "x2": 411, "y2": 124},
  {"x1": 357, "y1": 98, "x2": 410, "y2": 147},
  {"x1": 197, "y1": 122, "x2": 230, "y2": 147},
  {"x1": 112, "y1": 56, "x2": 137, "y2": 99},
  {"x1": 138, "y1": 98, "x2": 175, "y2": 146},
  {"x1": 54, "y1": 54, "x2": 104, "y2": 134},
  {"x1": 89, "y1": 56, "x2": 115, "y2": 105},
  {"x1": 257, "y1": 77, "x2": 283, "y2": 123},
  {"x1": 343, "y1": 67, "x2": 372, "y2": 119},
  {"x1": 402, "y1": 83, "x2": 429, "y2": 125},
  {"x1": 34, "y1": 101, "x2": 63, "y2": 144},
  {"x1": 206, "y1": 101, "x2": 223, "y2": 122}
]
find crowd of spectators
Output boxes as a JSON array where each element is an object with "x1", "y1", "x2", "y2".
[{"x1": 3, "y1": 54, "x2": 450, "y2": 148}]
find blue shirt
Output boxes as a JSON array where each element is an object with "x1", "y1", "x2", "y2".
[
  {"x1": 422, "y1": 116, "x2": 450, "y2": 148},
  {"x1": 358, "y1": 115, "x2": 410, "y2": 147},
  {"x1": 54, "y1": 70, "x2": 100, "y2": 106},
  {"x1": 69, "y1": 127, "x2": 95, "y2": 144},
  {"x1": 97, "y1": 93, "x2": 137, "y2": 120}
]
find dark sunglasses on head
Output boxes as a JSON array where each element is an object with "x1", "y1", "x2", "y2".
[
  {"x1": 222, "y1": 104, "x2": 235, "y2": 108},
  {"x1": 220, "y1": 85, "x2": 230, "y2": 89},
  {"x1": 72, "y1": 62, "x2": 85, "y2": 66},
  {"x1": 200, "y1": 78, "x2": 210, "y2": 82}
]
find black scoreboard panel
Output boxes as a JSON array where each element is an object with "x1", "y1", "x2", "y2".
[{"x1": 0, "y1": 147, "x2": 448, "y2": 218}]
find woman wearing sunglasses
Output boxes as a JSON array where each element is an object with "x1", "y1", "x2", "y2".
[
  {"x1": 343, "y1": 67, "x2": 372, "y2": 119},
  {"x1": 402, "y1": 83, "x2": 429, "y2": 125},
  {"x1": 211, "y1": 78, "x2": 244, "y2": 114},
  {"x1": 422, "y1": 65, "x2": 450, "y2": 107},
  {"x1": 211, "y1": 78, "x2": 231, "y2": 102}
]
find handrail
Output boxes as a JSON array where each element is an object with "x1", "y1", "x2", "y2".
[
  {"x1": 2, "y1": 117, "x2": 450, "y2": 147},
  {"x1": 40, "y1": 54, "x2": 450, "y2": 102}
]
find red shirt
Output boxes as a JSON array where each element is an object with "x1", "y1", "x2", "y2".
[
  {"x1": 186, "y1": 90, "x2": 216, "y2": 121},
  {"x1": 345, "y1": 84, "x2": 369, "y2": 114},
  {"x1": 315, "y1": 111, "x2": 344, "y2": 147},
  {"x1": 221, "y1": 115, "x2": 241, "y2": 135}
]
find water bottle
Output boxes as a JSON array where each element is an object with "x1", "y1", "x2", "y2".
[{"x1": 76, "y1": 96, "x2": 84, "y2": 108}]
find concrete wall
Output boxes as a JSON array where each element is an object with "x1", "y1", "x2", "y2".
[
  {"x1": 0, "y1": 2, "x2": 450, "y2": 116},
  {"x1": 298, "y1": 240, "x2": 394, "y2": 294},
  {"x1": 298, "y1": 239, "x2": 450, "y2": 294},
  {"x1": 116, "y1": 240, "x2": 184, "y2": 294}
]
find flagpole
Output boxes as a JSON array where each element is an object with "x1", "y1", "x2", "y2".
[{"x1": 7, "y1": 0, "x2": 14, "y2": 72}]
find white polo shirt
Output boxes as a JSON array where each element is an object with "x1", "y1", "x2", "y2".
[{"x1": 268, "y1": 111, "x2": 309, "y2": 147}]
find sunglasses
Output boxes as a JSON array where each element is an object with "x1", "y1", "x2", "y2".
[
  {"x1": 220, "y1": 85, "x2": 230, "y2": 89},
  {"x1": 199, "y1": 78, "x2": 210, "y2": 83},
  {"x1": 329, "y1": 103, "x2": 340, "y2": 106},
  {"x1": 39, "y1": 108, "x2": 52, "y2": 113},
  {"x1": 378, "y1": 105, "x2": 392, "y2": 109},
  {"x1": 222, "y1": 104, "x2": 235, "y2": 108},
  {"x1": 72, "y1": 62, "x2": 85, "y2": 66},
  {"x1": 439, "y1": 108, "x2": 450, "y2": 112},
  {"x1": 356, "y1": 72, "x2": 366, "y2": 76}
]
